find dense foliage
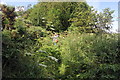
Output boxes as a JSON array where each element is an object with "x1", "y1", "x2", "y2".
[
  {"x1": 0, "y1": 5, "x2": 17, "y2": 30},
  {"x1": 26, "y1": 2, "x2": 114, "y2": 33},
  {"x1": 1, "y1": 2, "x2": 120, "y2": 80}
]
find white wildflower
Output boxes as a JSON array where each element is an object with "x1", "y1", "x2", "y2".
[
  {"x1": 39, "y1": 64, "x2": 47, "y2": 67},
  {"x1": 48, "y1": 56, "x2": 58, "y2": 62}
]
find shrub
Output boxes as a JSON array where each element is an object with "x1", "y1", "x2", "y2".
[{"x1": 57, "y1": 32, "x2": 120, "y2": 80}]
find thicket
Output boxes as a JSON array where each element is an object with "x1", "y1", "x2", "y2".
[
  {"x1": 2, "y1": 29, "x2": 120, "y2": 79},
  {"x1": 1, "y1": 2, "x2": 120, "y2": 80}
]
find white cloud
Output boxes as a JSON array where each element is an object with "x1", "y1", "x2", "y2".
[
  {"x1": 1, "y1": 0, "x2": 120, "y2": 2},
  {"x1": 87, "y1": 2, "x2": 100, "y2": 11},
  {"x1": 110, "y1": 21, "x2": 118, "y2": 33},
  {"x1": 1, "y1": 0, "x2": 38, "y2": 2},
  {"x1": 0, "y1": 1, "x2": 7, "y2": 5},
  {"x1": 86, "y1": 0, "x2": 119, "y2": 2}
]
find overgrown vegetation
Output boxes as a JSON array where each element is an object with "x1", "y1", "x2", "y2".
[{"x1": 1, "y1": 1, "x2": 120, "y2": 80}]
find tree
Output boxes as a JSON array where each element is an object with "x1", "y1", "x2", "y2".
[
  {"x1": 1, "y1": 5, "x2": 17, "y2": 30},
  {"x1": 95, "y1": 8, "x2": 114, "y2": 32},
  {"x1": 26, "y1": 2, "x2": 114, "y2": 33},
  {"x1": 69, "y1": 4, "x2": 114, "y2": 33},
  {"x1": 69, "y1": 2, "x2": 96, "y2": 33},
  {"x1": 27, "y1": 2, "x2": 78, "y2": 32}
]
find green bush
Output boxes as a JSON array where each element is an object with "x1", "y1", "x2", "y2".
[
  {"x1": 2, "y1": 27, "x2": 120, "y2": 79},
  {"x1": 57, "y1": 33, "x2": 120, "y2": 80},
  {"x1": 2, "y1": 26, "x2": 44, "y2": 78}
]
